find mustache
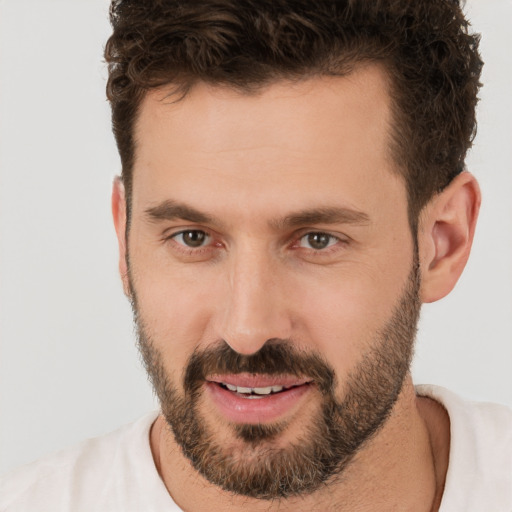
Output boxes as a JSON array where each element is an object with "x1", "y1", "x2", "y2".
[{"x1": 184, "y1": 339, "x2": 336, "y2": 395}]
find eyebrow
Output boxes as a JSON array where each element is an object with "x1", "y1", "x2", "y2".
[
  {"x1": 145, "y1": 200, "x2": 218, "y2": 225},
  {"x1": 270, "y1": 207, "x2": 371, "y2": 230},
  {"x1": 144, "y1": 200, "x2": 370, "y2": 229}
]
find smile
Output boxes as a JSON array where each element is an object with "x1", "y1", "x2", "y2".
[
  {"x1": 219, "y1": 383, "x2": 295, "y2": 397},
  {"x1": 206, "y1": 374, "x2": 313, "y2": 423}
]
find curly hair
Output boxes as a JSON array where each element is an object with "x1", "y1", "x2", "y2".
[{"x1": 105, "y1": 0, "x2": 483, "y2": 225}]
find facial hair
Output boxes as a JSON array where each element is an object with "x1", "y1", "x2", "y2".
[{"x1": 131, "y1": 258, "x2": 421, "y2": 499}]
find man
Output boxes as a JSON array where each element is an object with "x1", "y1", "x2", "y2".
[{"x1": 1, "y1": 0, "x2": 511, "y2": 510}]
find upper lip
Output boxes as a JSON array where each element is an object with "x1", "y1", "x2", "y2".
[{"x1": 207, "y1": 373, "x2": 312, "y2": 389}]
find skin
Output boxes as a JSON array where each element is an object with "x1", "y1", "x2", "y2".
[{"x1": 112, "y1": 64, "x2": 480, "y2": 511}]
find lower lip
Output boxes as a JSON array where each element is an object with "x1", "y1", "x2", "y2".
[{"x1": 205, "y1": 381, "x2": 312, "y2": 424}]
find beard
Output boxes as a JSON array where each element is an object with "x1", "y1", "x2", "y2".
[{"x1": 130, "y1": 257, "x2": 421, "y2": 500}]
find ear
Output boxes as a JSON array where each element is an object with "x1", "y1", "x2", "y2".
[
  {"x1": 419, "y1": 172, "x2": 481, "y2": 303},
  {"x1": 112, "y1": 177, "x2": 131, "y2": 297}
]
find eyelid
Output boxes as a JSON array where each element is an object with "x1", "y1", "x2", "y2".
[
  {"x1": 292, "y1": 228, "x2": 349, "y2": 242},
  {"x1": 162, "y1": 226, "x2": 215, "y2": 250},
  {"x1": 163, "y1": 226, "x2": 211, "y2": 239},
  {"x1": 172, "y1": 230, "x2": 211, "y2": 247},
  {"x1": 289, "y1": 229, "x2": 351, "y2": 256},
  {"x1": 163, "y1": 226, "x2": 349, "y2": 257},
  {"x1": 298, "y1": 232, "x2": 339, "y2": 249}
]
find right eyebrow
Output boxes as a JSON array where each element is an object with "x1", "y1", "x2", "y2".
[{"x1": 144, "y1": 200, "x2": 218, "y2": 225}]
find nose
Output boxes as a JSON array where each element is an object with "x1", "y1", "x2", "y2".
[{"x1": 215, "y1": 248, "x2": 293, "y2": 355}]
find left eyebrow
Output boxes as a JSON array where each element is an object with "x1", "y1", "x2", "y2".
[{"x1": 269, "y1": 207, "x2": 371, "y2": 230}]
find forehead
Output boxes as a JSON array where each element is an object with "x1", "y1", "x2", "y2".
[
  {"x1": 131, "y1": 64, "x2": 404, "y2": 220},
  {"x1": 134, "y1": 64, "x2": 392, "y2": 156}
]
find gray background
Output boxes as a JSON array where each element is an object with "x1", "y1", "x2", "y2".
[{"x1": 1, "y1": 0, "x2": 511, "y2": 475}]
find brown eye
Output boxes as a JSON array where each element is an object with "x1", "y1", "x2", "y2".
[
  {"x1": 299, "y1": 232, "x2": 337, "y2": 250},
  {"x1": 173, "y1": 230, "x2": 210, "y2": 248}
]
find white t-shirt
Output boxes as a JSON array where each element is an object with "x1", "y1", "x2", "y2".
[{"x1": 1, "y1": 385, "x2": 511, "y2": 511}]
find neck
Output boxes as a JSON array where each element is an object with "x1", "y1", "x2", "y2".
[{"x1": 150, "y1": 376, "x2": 450, "y2": 512}]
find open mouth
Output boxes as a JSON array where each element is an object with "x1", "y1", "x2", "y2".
[
  {"x1": 217, "y1": 382, "x2": 306, "y2": 398},
  {"x1": 205, "y1": 375, "x2": 313, "y2": 423}
]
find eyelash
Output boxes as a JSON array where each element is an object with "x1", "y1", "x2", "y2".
[
  {"x1": 294, "y1": 232, "x2": 342, "y2": 251},
  {"x1": 165, "y1": 229, "x2": 348, "y2": 257},
  {"x1": 166, "y1": 230, "x2": 217, "y2": 257}
]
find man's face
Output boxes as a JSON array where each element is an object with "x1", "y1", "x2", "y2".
[{"x1": 125, "y1": 66, "x2": 420, "y2": 497}]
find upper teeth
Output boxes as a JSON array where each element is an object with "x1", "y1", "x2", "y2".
[{"x1": 224, "y1": 383, "x2": 285, "y2": 395}]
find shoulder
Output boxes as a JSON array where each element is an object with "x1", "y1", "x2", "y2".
[
  {"x1": 416, "y1": 385, "x2": 512, "y2": 511},
  {"x1": 416, "y1": 384, "x2": 512, "y2": 445},
  {"x1": 0, "y1": 411, "x2": 160, "y2": 512}
]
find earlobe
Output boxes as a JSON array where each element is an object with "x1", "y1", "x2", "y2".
[
  {"x1": 419, "y1": 172, "x2": 481, "y2": 303},
  {"x1": 111, "y1": 177, "x2": 131, "y2": 297}
]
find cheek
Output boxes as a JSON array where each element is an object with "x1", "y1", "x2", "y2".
[
  {"x1": 130, "y1": 256, "x2": 220, "y2": 366},
  {"x1": 294, "y1": 285, "x2": 376, "y2": 373},
  {"x1": 292, "y1": 261, "x2": 410, "y2": 376}
]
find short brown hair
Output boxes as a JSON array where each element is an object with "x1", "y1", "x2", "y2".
[{"x1": 105, "y1": 0, "x2": 482, "y2": 224}]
